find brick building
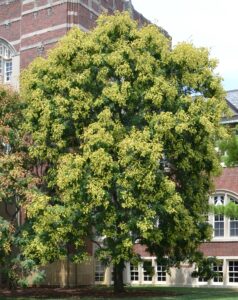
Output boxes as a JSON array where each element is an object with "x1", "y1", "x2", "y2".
[
  {"x1": 0, "y1": 0, "x2": 168, "y2": 88},
  {"x1": 122, "y1": 168, "x2": 238, "y2": 287}
]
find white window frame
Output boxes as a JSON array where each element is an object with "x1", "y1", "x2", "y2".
[
  {"x1": 4, "y1": 60, "x2": 12, "y2": 83},
  {"x1": 130, "y1": 263, "x2": 139, "y2": 282},
  {"x1": 228, "y1": 260, "x2": 238, "y2": 284},
  {"x1": 212, "y1": 262, "x2": 223, "y2": 284},
  {"x1": 94, "y1": 261, "x2": 105, "y2": 283},
  {"x1": 214, "y1": 214, "x2": 224, "y2": 237},
  {"x1": 0, "y1": 39, "x2": 15, "y2": 84},
  {"x1": 142, "y1": 259, "x2": 153, "y2": 283},
  {"x1": 156, "y1": 264, "x2": 166, "y2": 283},
  {"x1": 229, "y1": 197, "x2": 238, "y2": 237}
]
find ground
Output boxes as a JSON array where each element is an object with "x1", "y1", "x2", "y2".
[
  {"x1": 0, "y1": 286, "x2": 178, "y2": 298},
  {"x1": 0, "y1": 286, "x2": 238, "y2": 300}
]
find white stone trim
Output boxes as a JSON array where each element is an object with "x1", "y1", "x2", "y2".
[
  {"x1": 20, "y1": 22, "x2": 88, "y2": 41},
  {"x1": 20, "y1": 37, "x2": 59, "y2": 51},
  {"x1": 68, "y1": 10, "x2": 78, "y2": 16},
  {"x1": 0, "y1": 17, "x2": 21, "y2": 26},
  {"x1": 21, "y1": 23, "x2": 67, "y2": 40},
  {"x1": 10, "y1": 39, "x2": 21, "y2": 46}
]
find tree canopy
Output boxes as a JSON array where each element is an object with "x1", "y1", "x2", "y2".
[
  {"x1": 219, "y1": 127, "x2": 238, "y2": 167},
  {"x1": 21, "y1": 12, "x2": 226, "y2": 292}
]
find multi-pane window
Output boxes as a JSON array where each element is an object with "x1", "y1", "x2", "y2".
[
  {"x1": 213, "y1": 263, "x2": 223, "y2": 283},
  {"x1": 0, "y1": 58, "x2": 2, "y2": 78},
  {"x1": 143, "y1": 260, "x2": 153, "y2": 281},
  {"x1": 5, "y1": 61, "x2": 12, "y2": 82},
  {"x1": 213, "y1": 195, "x2": 224, "y2": 237},
  {"x1": 198, "y1": 275, "x2": 207, "y2": 282},
  {"x1": 212, "y1": 194, "x2": 238, "y2": 238},
  {"x1": 157, "y1": 265, "x2": 166, "y2": 282},
  {"x1": 0, "y1": 41, "x2": 13, "y2": 84},
  {"x1": 130, "y1": 263, "x2": 139, "y2": 281},
  {"x1": 95, "y1": 261, "x2": 105, "y2": 282},
  {"x1": 230, "y1": 218, "x2": 238, "y2": 236},
  {"x1": 229, "y1": 261, "x2": 238, "y2": 283},
  {"x1": 214, "y1": 214, "x2": 224, "y2": 237},
  {"x1": 229, "y1": 198, "x2": 238, "y2": 236}
]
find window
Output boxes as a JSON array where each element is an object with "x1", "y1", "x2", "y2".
[
  {"x1": 214, "y1": 195, "x2": 224, "y2": 206},
  {"x1": 157, "y1": 265, "x2": 166, "y2": 282},
  {"x1": 0, "y1": 40, "x2": 14, "y2": 84},
  {"x1": 0, "y1": 58, "x2": 2, "y2": 78},
  {"x1": 214, "y1": 214, "x2": 224, "y2": 237},
  {"x1": 229, "y1": 198, "x2": 238, "y2": 236},
  {"x1": 95, "y1": 261, "x2": 105, "y2": 282},
  {"x1": 111, "y1": 269, "x2": 114, "y2": 282},
  {"x1": 198, "y1": 276, "x2": 207, "y2": 282},
  {"x1": 212, "y1": 194, "x2": 238, "y2": 238},
  {"x1": 213, "y1": 195, "x2": 224, "y2": 237},
  {"x1": 130, "y1": 263, "x2": 139, "y2": 281},
  {"x1": 230, "y1": 218, "x2": 238, "y2": 236},
  {"x1": 5, "y1": 61, "x2": 12, "y2": 82},
  {"x1": 229, "y1": 261, "x2": 238, "y2": 283},
  {"x1": 143, "y1": 260, "x2": 153, "y2": 281},
  {"x1": 213, "y1": 263, "x2": 223, "y2": 283}
]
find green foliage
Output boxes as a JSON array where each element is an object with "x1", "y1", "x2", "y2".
[
  {"x1": 211, "y1": 201, "x2": 238, "y2": 218},
  {"x1": 21, "y1": 12, "x2": 226, "y2": 290},
  {"x1": 219, "y1": 127, "x2": 238, "y2": 166},
  {"x1": 0, "y1": 85, "x2": 37, "y2": 288},
  {"x1": 0, "y1": 216, "x2": 14, "y2": 259},
  {"x1": 191, "y1": 255, "x2": 222, "y2": 281},
  {"x1": 143, "y1": 261, "x2": 155, "y2": 277}
]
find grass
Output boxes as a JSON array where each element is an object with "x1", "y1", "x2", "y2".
[
  {"x1": 1, "y1": 286, "x2": 238, "y2": 300},
  {"x1": 128, "y1": 286, "x2": 238, "y2": 300}
]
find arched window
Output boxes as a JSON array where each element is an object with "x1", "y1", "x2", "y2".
[
  {"x1": 211, "y1": 193, "x2": 238, "y2": 238},
  {"x1": 0, "y1": 39, "x2": 15, "y2": 84}
]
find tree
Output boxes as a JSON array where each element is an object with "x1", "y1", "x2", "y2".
[
  {"x1": 21, "y1": 12, "x2": 226, "y2": 293},
  {"x1": 0, "y1": 85, "x2": 45, "y2": 288}
]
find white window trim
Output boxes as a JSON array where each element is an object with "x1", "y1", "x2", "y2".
[
  {"x1": 0, "y1": 39, "x2": 15, "y2": 85},
  {"x1": 142, "y1": 259, "x2": 153, "y2": 283},
  {"x1": 94, "y1": 260, "x2": 105, "y2": 283}
]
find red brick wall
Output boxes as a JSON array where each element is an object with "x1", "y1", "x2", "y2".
[
  {"x1": 133, "y1": 244, "x2": 153, "y2": 257},
  {"x1": 0, "y1": 0, "x2": 21, "y2": 23},
  {"x1": 21, "y1": 5, "x2": 67, "y2": 35},
  {"x1": 0, "y1": 20, "x2": 21, "y2": 43},
  {"x1": 134, "y1": 241, "x2": 238, "y2": 258},
  {"x1": 199, "y1": 242, "x2": 238, "y2": 256},
  {"x1": 0, "y1": 0, "x2": 21, "y2": 43},
  {"x1": 214, "y1": 167, "x2": 238, "y2": 195}
]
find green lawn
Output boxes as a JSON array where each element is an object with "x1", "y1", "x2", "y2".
[{"x1": 1, "y1": 286, "x2": 238, "y2": 300}]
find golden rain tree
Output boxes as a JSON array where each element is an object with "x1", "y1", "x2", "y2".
[{"x1": 21, "y1": 12, "x2": 226, "y2": 293}]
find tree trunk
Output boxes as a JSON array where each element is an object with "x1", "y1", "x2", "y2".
[{"x1": 113, "y1": 260, "x2": 125, "y2": 294}]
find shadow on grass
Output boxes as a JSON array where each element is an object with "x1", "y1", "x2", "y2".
[{"x1": 1, "y1": 286, "x2": 238, "y2": 300}]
